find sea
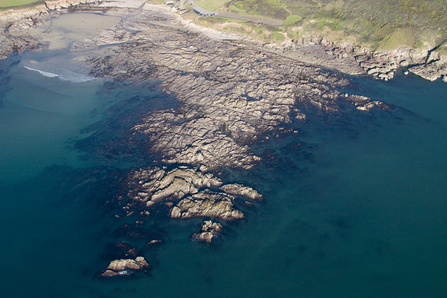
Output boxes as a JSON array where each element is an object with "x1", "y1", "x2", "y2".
[{"x1": 1, "y1": 14, "x2": 447, "y2": 298}]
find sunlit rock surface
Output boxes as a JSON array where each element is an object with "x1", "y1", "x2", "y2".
[
  {"x1": 219, "y1": 183, "x2": 263, "y2": 200},
  {"x1": 101, "y1": 256, "x2": 150, "y2": 277},
  {"x1": 170, "y1": 190, "x2": 244, "y2": 220},
  {"x1": 192, "y1": 220, "x2": 223, "y2": 243}
]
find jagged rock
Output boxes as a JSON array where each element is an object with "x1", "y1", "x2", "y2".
[
  {"x1": 126, "y1": 166, "x2": 223, "y2": 207},
  {"x1": 101, "y1": 256, "x2": 151, "y2": 277},
  {"x1": 192, "y1": 220, "x2": 223, "y2": 243},
  {"x1": 219, "y1": 183, "x2": 263, "y2": 200},
  {"x1": 274, "y1": 34, "x2": 447, "y2": 82},
  {"x1": 408, "y1": 63, "x2": 446, "y2": 82},
  {"x1": 170, "y1": 191, "x2": 244, "y2": 220},
  {"x1": 345, "y1": 94, "x2": 390, "y2": 111},
  {"x1": 122, "y1": 166, "x2": 259, "y2": 223},
  {"x1": 146, "y1": 239, "x2": 163, "y2": 246},
  {"x1": 0, "y1": 0, "x2": 415, "y2": 282}
]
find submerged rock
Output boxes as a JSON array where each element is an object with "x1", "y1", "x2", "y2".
[{"x1": 107, "y1": 242, "x2": 138, "y2": 259}]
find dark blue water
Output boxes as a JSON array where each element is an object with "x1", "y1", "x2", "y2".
[{"x1": 1, "y1": 48, "x2": 447, "y2": 297}]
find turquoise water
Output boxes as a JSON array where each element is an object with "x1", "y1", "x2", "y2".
[{"x1": 1, "y1": 48, "x2": 447, "y2": 298}]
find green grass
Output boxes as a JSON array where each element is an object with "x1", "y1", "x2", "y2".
[
  {"x1": 269, "y1": 32, "x2": 285, "y2": 41},
  {"x1": 377, "y1": 28, "x2": 416, "y2": 50},
  {"x1": 195, "y1": 0, "x2": 229, "y2": 12},
  {"x1": 284, "y1": 15, "x2": 301, "y2": 26},
  {"x1": 0, "y1": 0, "x2": 41, "y2": 8},
  {"x1": 194, "y1": 0, "x2": 447, "y2": 50}
]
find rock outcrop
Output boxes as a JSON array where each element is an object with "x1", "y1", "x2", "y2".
[
  {"x1": 219, "y1": 183, "x2": 263, "y2": 200},
  {"x1": 272, "y1": 35, "x2": 447, "y2": 82},
  {"x1": 126, "y1": 166, "x2": 222, "y2": 207},
  {"x1": 192, "y1": 220, "x2": 223, "y2": 243},
  {"x1": 101, "y1": 256, "x2": 150, "y2": 277},
  {"x1": 170, "y1": 191, "x2": 244, "y2": 220},
  {"x1": 121, "y1": 166, "x2": 252, "y2": 221}
]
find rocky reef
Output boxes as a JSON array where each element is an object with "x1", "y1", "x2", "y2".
[
  {"x1": 81, "y1": 6, "x2": 387, "y2": 173},
  {"x1": 122, "y1": 166, "x2": 257, "y2": 220},
  {"x1": 0, "y1": 0, "x2": 398, "y2": 277},
  {"x1": 75, "y1": 3, "x2": 393, "y2": 256}
]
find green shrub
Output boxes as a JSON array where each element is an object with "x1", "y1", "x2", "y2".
[{"x1": 269, "y1": 32, "x2": 285, "y2": 41}]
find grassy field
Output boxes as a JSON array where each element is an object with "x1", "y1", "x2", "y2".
[
  {"x1": 195, "y1": 0, "x2": 229, "y2": 11},
  {"x1": 191, "y1": 0, "x2": 447, "y2": 51},
  {"x1": 0, "y1": 0, "x2": 42, "y2": 8}
]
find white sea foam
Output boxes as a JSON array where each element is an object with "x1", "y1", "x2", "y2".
[
  {"x1": 23, "y1": 65, "x2": 95, "y2": 83},
  {"x1": 59, "y1": 69, "x2": 95, "y2": 83},
  {"x1": 23, "y1": 66, "x2": 59, "y2": 78}
]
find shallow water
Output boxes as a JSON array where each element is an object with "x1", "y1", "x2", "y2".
[
  {"x1": 1, "y1": 14, "x2": 447, "y2": 298},
  {"x1": 29, "y1": 12, "x2": 122, "y2": 50}
]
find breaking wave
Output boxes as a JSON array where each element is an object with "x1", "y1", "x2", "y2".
[
  {"x1": 23, "y1": 66, "x2": 59, "y2": 78},
  {"x1": 23, "y1": 66, "x2": 95, "y2": 83}
]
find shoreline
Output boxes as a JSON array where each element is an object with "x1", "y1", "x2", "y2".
[{"x1": 1, "y1": 0, "x2": 447, "y2": 82}]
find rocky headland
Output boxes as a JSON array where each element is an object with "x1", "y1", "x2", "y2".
[
  {"x1": 265, "y1": 36, "x2": 447, "y2": 82},
  {"x1": 0, "y1": 0, "x2": 409, "y2": 277},
  {"x1": 72, "y1": 2, "x2": 393, "y2": 256}
]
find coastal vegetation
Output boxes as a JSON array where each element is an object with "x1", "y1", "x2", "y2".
[
  {"x1": 4, "y1": 0, "x2": 447, "y2": 52},
  {"x1": 0, "y1": 0, "x2": 43, "y2": 9},
  {"x1": 192, "y1": 0, "x2": 447, "y2": 52}
]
